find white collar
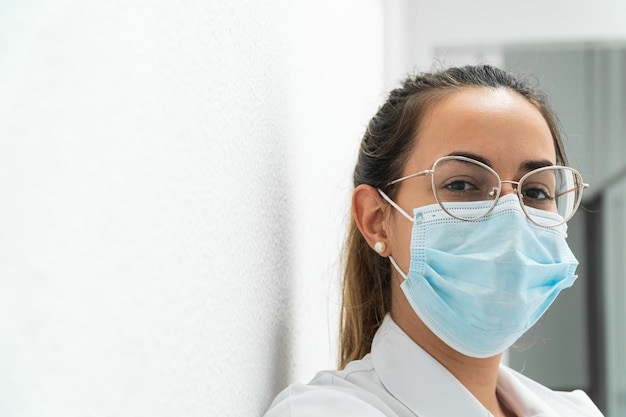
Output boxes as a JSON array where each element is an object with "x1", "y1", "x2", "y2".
[
  {"x1": 371, "y1": 315, "x2": 492, "y2": 416},
  {"x1": 369, "y1": 315, "x2": 595, "y2": 417},
  {"x1": 496, "y1": 364, "x2": 597, "y2": 417}
]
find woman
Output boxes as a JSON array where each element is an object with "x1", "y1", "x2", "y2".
[{"x1": 264, "y1": 65, "x2": 603, "y2": 416}]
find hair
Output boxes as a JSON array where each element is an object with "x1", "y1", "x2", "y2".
[{"x1": 338, "y1": 64, "x2": 568, "y2": 369}]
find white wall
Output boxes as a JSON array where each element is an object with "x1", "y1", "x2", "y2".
[{"x1": 0, "y1": 1, "x2": 384, "y2": 416}]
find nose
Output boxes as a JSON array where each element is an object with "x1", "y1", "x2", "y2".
[{"x1": 500, "y1": 180, "x2": 518, "y2": 196}]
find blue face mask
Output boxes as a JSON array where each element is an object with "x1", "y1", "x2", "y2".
[{"x1": 387, "y1": 194, "x2": 579, "y2": 358}]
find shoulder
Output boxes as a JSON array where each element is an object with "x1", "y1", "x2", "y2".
[{"x1": 263, "y1": 355, "x2": 397, "y2": 417}]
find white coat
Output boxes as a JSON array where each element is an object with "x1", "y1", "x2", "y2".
[{"x1": 264, "y1": 315, "x2": 603, "y2": 417}]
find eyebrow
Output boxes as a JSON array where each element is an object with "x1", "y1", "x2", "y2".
[
  {"x1": 447, "y1": 151, "x2": 555, "y2": 173},
  {"x1": 447, "y1": 152, "x2": 492, "y2": 166}
]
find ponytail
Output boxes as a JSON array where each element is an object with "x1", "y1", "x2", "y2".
[{"x1": 339, "y1": 217, "x2": 391, "y2": 368}]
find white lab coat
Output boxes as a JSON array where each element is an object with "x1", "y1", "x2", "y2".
[{"x1": 264, "y1": 315, "x2": 603, "y2": 417}]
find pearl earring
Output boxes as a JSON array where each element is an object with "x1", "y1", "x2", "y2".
[{"x1": 374, "y1": 241, "x2": 386, "y2": 254}]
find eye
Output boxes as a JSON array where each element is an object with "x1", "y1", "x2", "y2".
[
  {"x1": 444, "y1": 179, "x2": 478, "y2": 192},
  {"x1": 521, "y1": 186, "x2": 554, "y2": 201}
]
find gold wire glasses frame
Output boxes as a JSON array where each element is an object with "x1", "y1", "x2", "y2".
[{"x1": 382, "y1": 155, "x2": 589, "y2": 228}]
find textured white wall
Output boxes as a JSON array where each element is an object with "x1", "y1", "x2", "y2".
[{"x1": 0, "y1": 1, "x2": 384, "y2": 416}]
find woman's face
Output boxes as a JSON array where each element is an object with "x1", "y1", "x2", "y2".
[{"x1": 388, "y1": 87, "x2": 557, "y2": 278}]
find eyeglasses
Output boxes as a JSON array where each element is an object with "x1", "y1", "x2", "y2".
[{"x1": 381, "y1": 155, "x2": 589, "y2": 227}]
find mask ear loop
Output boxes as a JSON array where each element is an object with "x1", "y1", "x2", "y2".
[
  {"x1": 376, "y1": 188, "x2": 412, "y2": 281},
  {"x1": 388, "y1": 256, "x2": 408, "y2": 280}
]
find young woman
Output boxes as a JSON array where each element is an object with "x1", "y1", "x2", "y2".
[{"x1": 264, "y1": 65, "x2": 603, "y2": 417}]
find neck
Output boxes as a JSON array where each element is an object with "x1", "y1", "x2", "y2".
[{"x1": 391, "y1": 295, "x2": 515, "y2": 417}]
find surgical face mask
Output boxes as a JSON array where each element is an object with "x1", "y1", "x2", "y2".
[{"x1": 385, "y1": 193, "x2": 579, "y2": 358}]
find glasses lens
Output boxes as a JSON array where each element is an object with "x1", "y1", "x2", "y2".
[
  {"x1": 432, "y1": 157, "x2": 500, "y2": 220},
  {"x1": 520, "y1": 167, "x2": 584, "y2": 227}
]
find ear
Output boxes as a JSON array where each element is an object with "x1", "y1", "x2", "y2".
[{"x1": 352, "y1": 184, "x2": 390, "y2": 256}]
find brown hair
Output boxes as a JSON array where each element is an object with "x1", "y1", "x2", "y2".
[{"x1": 339, "y1": 64, "x2": 568, "y2": 368}]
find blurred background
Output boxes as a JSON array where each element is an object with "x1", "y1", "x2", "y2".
[{"x1": 0, "y1": 0, "x2": 624, "y2": 416}]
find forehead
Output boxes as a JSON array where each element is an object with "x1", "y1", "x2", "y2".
[{"x1": 406, "y1": 87, "x2": 556, "y2": 175}]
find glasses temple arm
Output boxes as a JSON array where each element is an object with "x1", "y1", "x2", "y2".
[
  {"x1": 387, "y1": 169, "x2": 432, "y2": 186},
  {"x1": 554, "y1": 183, "x2": 589, "y2": 199}
]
